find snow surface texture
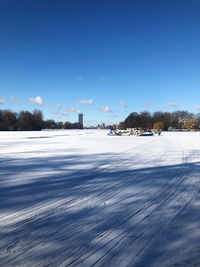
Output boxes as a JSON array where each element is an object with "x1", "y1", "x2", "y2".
[{"x1": 0, "y1": 130, "x2": 200, "y2": 266}]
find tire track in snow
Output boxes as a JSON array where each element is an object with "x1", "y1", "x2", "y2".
[
  {"x1": 0, "y1": 137, "x2": 160, "y2": 226},
  {"x1": 0, "y1": 137, "x2": 163, "y2": 265},
  {"x1": 90, "y1": 148, "x2": 199, "y2": 266},
  {"x1": 0, "y1": 138, "x2": 178, "y2": 266},
  {"x1": 38, "y1": 140, "x2": 189, "y2": 266},
  {"x1": 1, "y1": 134, "x2": 197, "y2": 267},
  {"x1": 0, "y1": 138, "x2": 172, "y2": 266},
  {"x1": 57, "y1": 142, "x2": 194, "y2": 266}
]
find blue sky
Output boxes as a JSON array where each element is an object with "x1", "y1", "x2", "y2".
[{"x1": 0, "y1": 0, "x2": 200, "y2": 126}]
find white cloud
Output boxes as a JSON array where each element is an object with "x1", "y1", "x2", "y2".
[
  {"x1": 10, "y1": 96, "x2": 21, "y2": 103},
  {"x1": 49, "y1": 103, "x2": 61, "y2": 109},
  {"x1": 194, "y1": 106, "x2": 200, "y2": 111},
  {"x1": 52, "y1": 111, "x2": 69, "y2": 117},
  {"x1": 0, "y1": 97, "x2": 5, "y2": 105},
  {"x1": 60, "y1": 113, "x2": 69, "y2": 117},
  {"x1": 54, "y1": 105, "x2": 81, "y2": 114},
  {"x1": 48, "y1": 102, "x2": 81, "y2": 114},
  {"x1": 76, "y1": 75, "x2": 83, "y2": 80},
  {"x1": 100, "y1": 78, "x2": 105, "y2": 82},
  {"x1": 143, "y1": 101, "x2": 152, "y2": 107},
  {"x1": 99, "y1": 106, "x2": 112, "y2": 112},
  {"x1": 28, "y1": 96, "x2": 43, "y2": 105},
  {"x1": 166, "y1": 102, "x2": 178, "y2": 108},
  {"x1": 119, "y1": 101, "x2": 128, "y2": 108},
  {"x1": 77, "y1": 99, "x2": 93, "y2": 105},
  {"x1": 60, "y1": 106, "x2": 68, "y2": 111},
  {"x1": 68, "y1": 106, "x2": 81, "y2": 113},
  {"x1": 68, "y1": 106, "x2": 77, "y2": 112},
  {"x1": 109, "y1": 114, "x2": 118, "y2": 118}
]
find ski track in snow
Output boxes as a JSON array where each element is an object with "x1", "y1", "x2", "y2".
[{"x1": 0, "y1": 130, "x2": 200, "y2": 266}]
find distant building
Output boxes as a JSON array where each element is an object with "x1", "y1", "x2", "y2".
[
  {"x1": 98, "y1": 122, "x2": 106, "y2": 129},
  {"x1": 78, "y1": 113, "x2": 83, "y2": 126}
]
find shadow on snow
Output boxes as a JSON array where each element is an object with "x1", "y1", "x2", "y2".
[{"x1": 0, "y1": 152, "x2": 200, "y2": 266}]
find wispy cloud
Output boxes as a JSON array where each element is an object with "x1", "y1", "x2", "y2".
[
  {"x1": 76, "y1": 75, "x2": 83, "y2": 80},
  {"x1": 100, "y1": 78, "x2": 105, "y2": 82},
  {"x1": 109, "y1": 114, "x2": 118, "y2": 118},
  {"x1": 98, "y1": 106, "x2": 112, "y2": 113},
  {"x1": 166, "y1": 102, "x2": 178, "y2": 108},
  {"x1": 49, "y1": 103, "x2": 81, "y2": 114},
  {"x1": 118, "y1": 101, "x2": 128, "y2": 108},
  {"x1": 194, "y1": 106, "x2": 200, "y2": 111},
  {"x1": 48, "y1": 103, "x2": 61, "y2": 109},
  {"x1": 68, "y1": 106, "x2": 81, "y2": 113},
  {"x1": 52, "y1": 111, "x2": 69, "y2": 117},
  {"x1": 143, "y1": 101, "x2": 152, "y2": 107},
  {"x1": 0, "y1": 97, "x2": 5, "y2": 105},
  {"x1": 77, "y1": 99, "x2": 93, "y2": 105},
  {"x1": 28, "y1": 96, "x2": 43, "y2": 105},
  {"x1": 10, "y1": 96, "x2": 21, "y2": 103}
]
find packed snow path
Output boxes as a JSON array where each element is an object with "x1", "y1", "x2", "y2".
[{"x1": 0, "y1": 130, "x2": 200, "y2": 266}]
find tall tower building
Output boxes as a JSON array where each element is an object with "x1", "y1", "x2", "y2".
[{"x1": 78, "y1": 113, "x2": 83, "y2": 126}]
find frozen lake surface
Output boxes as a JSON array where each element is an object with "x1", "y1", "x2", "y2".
[{"x1": 0, "y1": 130, "x2": 200, "y2": 266}]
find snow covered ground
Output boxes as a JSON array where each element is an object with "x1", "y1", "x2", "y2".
[{"x1": 0, "y1": 130, "x2": 200, "y2": 266}]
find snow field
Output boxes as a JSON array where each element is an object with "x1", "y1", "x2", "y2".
[{"x1": 0, "y1": 130, "x2": 200, "y2": 266}]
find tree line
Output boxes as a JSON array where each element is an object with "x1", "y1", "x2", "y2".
[
  {"x1": 0, "y1": 109, "x2": 83, "y2": 131},
  {"x1": 120, "y1": 110, "x2": 200, "y2": 130},
  {"x1": 1, "y1": 109, "x2": 200, "y2": 131}
]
